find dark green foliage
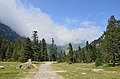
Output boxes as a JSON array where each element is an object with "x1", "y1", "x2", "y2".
[
  {"x1": 32, "y1": 31, "x2": 38, "y2": 43},
  {"x1": 80, "y1": 49, "x2": 86, "y2": 62},
  {"x1": 84, "y1": 41, "x2": 96, "y2": 63},
  {"x1": 5, "y1": 42, "x2": 13, "y2": 61},
  {"x1": 0, "y1": 31, "x2": 57, "y2": 62},
  {"x1": 102, "y1": 16, "x2": 120, "y2": 66},
  {"x1": 0, "y1": 39, "x2": 9, "y2": 61},
  {"x1": 41, "y1": 38, "x2": 48, "y2": 61},
  {"x1": 95, "y1": 50, "x2": 102, "y2": 67},
  {"x1": 57, "y1": 50, "x2": 66, "y2": 63},
  {"x1": 19, "y1": 37, "x2": 33, "y2": 62},
  {"x1": 32, "y1": 31, "x2": 40, "y2": 61},
  {"x1": 75, "y1": 46, "x2": 81, "y2": 62},
  {"x1": 49, "y1": 38, "x2": 57, "y2": 61},
  {"x1": 67, "y1": 43, "x2": 74, "y2": 63},
  {"x1": 85, "y1": 41, "x2": 91, "y2": 63},
  {"x1": 12, "y1": 40, "x2": 21, "y2": 61}
]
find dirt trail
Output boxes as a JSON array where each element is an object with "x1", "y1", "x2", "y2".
[{"x1": 32, "y1": 62, "x2": 64, "y2": 79}]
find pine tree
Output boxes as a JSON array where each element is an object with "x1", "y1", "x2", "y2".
[
  {"x1": 5, "y1": 42, "x2": 13, "y2": 61},
  {"x1": 73, "y1": 45, "x2": 82, "y2": 63},
  {"x1": 0, "y1": 36, "x2": 4, "y2": 61},
  {"x1": 62, "y1": 50, "x2": 66, "y2": 62},
  {"x1": 0, "y1": 39, "x2": 8, "y2": 61},
  {"x1": 91, "y1": 44, "x2": 97, "y2": 62},
  {"x1": 57, "y1": 50, "x2": 63, "y2": 62},
  {"x1": 32, "y1": 31, "x2": 40, "y2": 61},
  {"x1": 81, "y1": 49, "x2": 86, "y2": 62},
  {"x1": 19, "y1": 37, "x2": 33, "y2": 62},
  {"x1": 95, "y1": 49, "x2": 103, "y2": 67},
  {"x1": 38, "y1": 40, "x2": 42, "y2": 61},
  {"x1": 41, "y1": 38, "x2": 48, "y2": 61},
  {"x1": 32, "y1": 31, "x2": 38, "y2": 43},
  {"x1": 85, "y1": 41, "x2": 92, "y2": 63},
  {"x1": 50, "y1": 38, "x2": 57, "y2": 61},
  {"x1": 103, "y1": 16, "x2": 118, "y2": 66},
  {"x1": 116, "y1": 21, "x2": 120, "y2": 64},
  {"x1": 12, "y1": 39, "x2": 21, "y2": 61},
  {"x1": 67, "y1": 43, "x2": 74, "y2": 63}
]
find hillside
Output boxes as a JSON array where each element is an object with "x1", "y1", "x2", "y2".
[{"x1": 0, "y1": 22, "x2": 24, "y2": 42}]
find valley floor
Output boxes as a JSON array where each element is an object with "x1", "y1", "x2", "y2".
[
  {"x1": 52, "y1": 63, "x2": 120, "y2": 79},
  {"x1": 1, "y1": 62, "x2": 120, "y2": 79}
]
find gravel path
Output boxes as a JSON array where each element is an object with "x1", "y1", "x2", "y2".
[{"x1": 33, "y1": 62, "x2": 64, "y2": 79}]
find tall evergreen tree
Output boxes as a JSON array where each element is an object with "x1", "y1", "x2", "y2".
[
  {"x1": 32, "y1": 31, "x2": 38, "y2": 43},
  {"x1": 76, "y1": 45, "x2": 81, "y2": 62},
  {"x1": 5, "y1": 42, "x2": 13, "y2": 61},
  {"x1": 0, "y1": 39, "x2": 8, "y2": 61},
  {"x1": 41, "y1": 38, "x2": 48, "y2": 61},
  {"x1": 85, "y1": 41, "x2": 92, "y2": 63},
  {"x1": 67, "y1": 43, "x2": 74, "y2": 63},
  {"x1": 12, "y1": 39, "x2": 21, "y2": 61},
  {"x1": 32, "y1": 31, "x2": 40, "y2": 61},
  {"x1": 81, "y1": 49, "x2": 86, "y2": 62},
  {"x1": 50, "y1": 38, "x2": 57, "y2": 61},
  {"x1": 19, "y1": 37, "x2": 33, "y2": 62},
  {"x1": 103, "y1": 16, "x2": 118, "y2": 66},
  {"x1": 57, "y1": 50, "x2": 63, "y2": 62},
  {"x1": 0, "y1": 36, "x2": 4, "y2": 61},
  {"x1": 95, "y1": 49, "x2": 103, "y2": 67}
]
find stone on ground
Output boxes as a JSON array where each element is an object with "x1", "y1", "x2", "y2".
[
  {"x1": 16, "y1": 59, "x2": 33, "y2": 69},
  {"x1": 91, "y1": 69, "x2": 103, "y2": 72},
  {"x1": 81, "y1": 72, "x2": 87, "y2": 75},
  {"x1": 0, "y1": 66, "x2": 5, "y2": 69}
]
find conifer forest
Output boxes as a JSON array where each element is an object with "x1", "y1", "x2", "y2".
[{"x1": 0, "y1": 16, "x2": 120, "y2": 67}]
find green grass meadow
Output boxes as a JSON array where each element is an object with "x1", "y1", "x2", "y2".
[
  {"x1": 0, "y1": 62, "x2": 40, "y2": 79},
  {"x1": 52, "y1": 63, "x2": 120, "y2": 79},
  {"x1": 1, "y1": 62, "x2": 120, "y2": 79}
]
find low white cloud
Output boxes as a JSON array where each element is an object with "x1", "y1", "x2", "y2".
[
  {"x1": 55, "y1": 24, "x2": 102, "y2": 45},
  {"x1": 0, "y1": 0, "x2": 103, "y2": 45}
]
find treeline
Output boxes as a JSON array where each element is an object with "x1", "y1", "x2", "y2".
[
  {"x1": 57, "y1": 41, "x2": 97, "y2": 63},
  {"x1": 0, "y1": 31, "x2": 57, "y2": 62},
  {"x1": 0, "y1": 16, "x2": 120, "y2": 67},
  {"x1": 58, "y1": 16, "x2": 120, "y2": 67}
]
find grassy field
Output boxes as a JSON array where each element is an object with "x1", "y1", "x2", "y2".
[
  {"x1": 52, "y1": 63, "x2": 120, "y2": 79},
  {"x1": 0, "y1": 62, "x2": 41, "y2": 79}
]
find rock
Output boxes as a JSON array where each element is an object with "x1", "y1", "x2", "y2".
[
  {"x1": 32, "y1": 64, "x2": 37, "y2": 68},
  {"x1": 19, "y1": 62, "x2": 32, "y2": 69},
  {"x1": 0, "y1": 66, "x2": 5, "y2": 69},
  {"x1": 81, "y1": 72, "x2": 87, "y2": 75},
  {"x1": 16, "y1": 59, "x2": 35, "y2": 69},
  {"x1": 91, "y1": 69, "x2": 103, "y2": 72},
  {"x1": 28, "y1": 59, "x2": 31, "y2": 62}
]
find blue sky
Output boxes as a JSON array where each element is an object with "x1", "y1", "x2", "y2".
[
  {"x1": 0, "y1": 0, "x2": 119, "y2": 45},
  {"x1": 21, "y1": 0, "x2": 120, "y2": 31}
]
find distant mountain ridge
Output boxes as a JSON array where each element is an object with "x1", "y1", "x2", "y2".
[
  {"x1": 0, "y1": 22, "x2": 24, "y2": 42},
  {"x1": 57, "y1": 42, "x2": 86, "y2": 50}
]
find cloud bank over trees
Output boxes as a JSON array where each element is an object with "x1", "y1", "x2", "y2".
[{"x1": 0, "y1": 0, "x2": 103, "y2": 45}]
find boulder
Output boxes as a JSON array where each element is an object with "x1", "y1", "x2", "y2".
[
  {"x1": 22, "y1": 62, "x2": 32, "y2": 69},
  {"x1": 81, "y1": 72, "x2": 87, "y2": 75},
  {"x1": 0, "y1": 66, "x2": 5, "y2": 69},
  {"x1": 91, "y1": 69, "x2": 103, "y2": 72},
  {"x1": 16, "y1": 59, "x2": 37, "y2": 69}
]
